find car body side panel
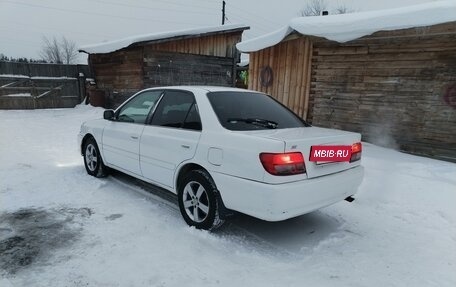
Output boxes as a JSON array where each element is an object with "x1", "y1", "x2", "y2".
[
  {"x1": 190, "y1": 131, "x2": 284, "y2": 183},
  {"x1": 102, "y1": 121, "x2": 144, "y2": 175},
  {"x1": 78, "y1": 119, "x2": 107, "y2": 156},
  {"x1": 140, "y1": 126, "x2": 201, "y2": 188}
]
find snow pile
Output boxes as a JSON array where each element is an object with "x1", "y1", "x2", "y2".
[
  {"x1": 0, "y1": 74, "x2": 29, "y2": 79},
  {"x1": 0, "y1": 75, "x2": 76, "y2": 80},
  {"x1": 79, "y1": 24, "x2": 249, "y2": 54},
  {"x1": 30, "y1": 76, "x2": 76, "y2": 80},
  {"x1": 0, "y1": 107, "x2": 455, "y2": 286},
  {"x1": 237, "y1": 0, "x2": 456, "y2": 52},
  {"x1": 2, "y1": 93, "x2": 32, "y2": 97}
]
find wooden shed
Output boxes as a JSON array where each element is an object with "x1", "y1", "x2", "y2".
[
  {"x1": 79, "y1": 24, "x2": 249, "y2": 107},
  {"x1": 237, "y1": 2, "x2": 456, "y2": 161}
]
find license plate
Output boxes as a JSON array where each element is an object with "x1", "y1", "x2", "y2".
[{"x1": 309, "y1": 145, "x2": 351, "y2": 163}]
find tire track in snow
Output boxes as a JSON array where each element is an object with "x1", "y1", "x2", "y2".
[
  {"x1": 81, "y1": 167, "x2": 347, "y2": 260},
  {"x1": 106, "y1": 171, "x2": 303, "y2": 257}
]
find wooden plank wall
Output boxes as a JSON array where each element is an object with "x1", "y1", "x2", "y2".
[
  {"x1": 146, "y1": 33, "x2": 242, "y2": 58},
  {"x1": 143, "y1": 50, "x2": 234, "y2": 87},
  {"x1": 89, "y1": 32, "x2": 244, "y2": 108},
  {"x1": 89, "y1": 47, "x2": 144, "y2": 107},
  {"x1": 248, "y1": 37, "x2": 312, "y2": 119},
  {"x1": 310, "y1": 22, "x2": 456, "y2": 161},
  {"x1": 89, "y1": 47, "x2": 144, "y2": 92}
]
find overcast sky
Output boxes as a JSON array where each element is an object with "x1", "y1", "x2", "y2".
[{"x1": 0, "y1": 0, "x2": 435, "y2": 63}]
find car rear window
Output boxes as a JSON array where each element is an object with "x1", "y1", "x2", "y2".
[{"x1": 206, "y1": 91, "x2": 308, "y2": 131}]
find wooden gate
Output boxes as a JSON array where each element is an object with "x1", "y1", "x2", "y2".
[{"x1": 0, "y1": 76, "x2": 81, "y2": 109}]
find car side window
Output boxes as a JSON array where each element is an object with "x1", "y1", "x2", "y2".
[
  {"x1": 182, "y1": 103, "x2": 202, "y2": 131},
  {"x1": 116, "y1": 90, "x2": 163, "y2": 124},
  {"x1": 150, "y1": 90, "x2": 201, "y2": 131}
]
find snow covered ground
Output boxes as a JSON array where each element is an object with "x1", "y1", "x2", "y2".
[{"x1": 0, "y1": 106, "x2": 455, "y2": 287}]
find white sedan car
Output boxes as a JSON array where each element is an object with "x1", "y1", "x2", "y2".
[{"x1": 78, "y1": 86, "x2": 364, "y2": 230}]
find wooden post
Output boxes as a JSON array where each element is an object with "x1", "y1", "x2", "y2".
[
  {"x1": 222, "y1": 1, "x2": 226, "y2": 25},
  {"x1": 78, "y1": 72, "x2": 86, "y2": 104}
]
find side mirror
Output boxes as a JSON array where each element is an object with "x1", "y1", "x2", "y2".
[{"x1": 103, "y1": 109, "x2": 115, "y2": 120}]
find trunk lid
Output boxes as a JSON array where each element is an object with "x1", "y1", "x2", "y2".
[{"x1": 239, "y1": 126, "x2": 362, "y2": 181}]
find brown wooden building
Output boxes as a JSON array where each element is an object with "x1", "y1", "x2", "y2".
[
  {"x1": 238, "y1": 3, "x2": 456, "y2": 161},
  {"x1": 79, "y1": 24, "x2": 249, "y2": 107}
]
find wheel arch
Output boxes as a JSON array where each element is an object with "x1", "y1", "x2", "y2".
[
  {"x1": 81, "y1": 134, "x2": 94, "y2": 155},
  {"x1": 175, "y1": 162, "x2": 233, "y2": 219},
  {"x1": 175, "y1": 163, "x2": 209, "y2": 192}
]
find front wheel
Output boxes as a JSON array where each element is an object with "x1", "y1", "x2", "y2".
[
  {"x1": 83, "y1": 137, "x2": 109, "y2": 178},
  {"x1": 178, "y1": 170, "x2": 224, "y2": 230}
]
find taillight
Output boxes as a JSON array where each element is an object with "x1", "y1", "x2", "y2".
[
  {"x1": 350, "y1": 142, "x2": 362, "y2": 162},
  {"x1": 259, "y1": 152, "x2": 306, "y2": 176}
]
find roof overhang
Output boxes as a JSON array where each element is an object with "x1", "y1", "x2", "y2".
[
  {"x1": 237, "y1": 0, "x2": 456, "y2": 52},
  {"x1": 79, "y1": 24, "x2": 249, "y2": 54}
]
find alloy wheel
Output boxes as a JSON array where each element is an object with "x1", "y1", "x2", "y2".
[
  {"x1": 182, "y1": 181, "x2": 210, "y2": 223},
  {"x1": 85, "y1": 144, "x2": 98, "y2": 172}
]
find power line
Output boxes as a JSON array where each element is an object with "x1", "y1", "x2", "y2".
[
  {"x1": 226, "y1": 1, "x2": 282, "y2": 27},
  {"x1": 0, "y1": 0, "x2": 215, "y2": 26},
  {"x1": 0, "y1": 35, "x2": 42, "y2": 47},
  {"x1": 227, "y1": 13, "x2": 273, "y2": 32},
  {"x1": 93, "y1": 0, "x2": 218, "y2": 12},
  {"x1": 190, "y1": 0, "x2": 219, "y2": 3},
  {"x1": 87, "y1": 0, "x2": 217, "y2": 16},
  {"x1": 0, "y1": 20, "x2": 118, "y2": 39},
  {"x1": 219, "y1": 2, "x2": 280, "y2": 34}
]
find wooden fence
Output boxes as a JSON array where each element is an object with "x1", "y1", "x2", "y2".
[
  {"x1": 0, "y1": 61, "x2": 90, "y2": 109},
  {"x1": 0, "y1": 61, "x2": 90, "y2": 78}
]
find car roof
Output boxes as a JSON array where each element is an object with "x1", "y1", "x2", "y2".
[{"x1": 143, "y1": 86, "x2": 261, "y2": 94}]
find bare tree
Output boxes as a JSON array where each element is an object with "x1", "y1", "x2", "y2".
[
  {"x1": 300, "y1": 1, "x2": 354, "y2": 17},
  {"x1": 300, "y1": 0, "x2": 327, "y2": 16},
  {"x1": 40, "y1": 36, "x2": 62, "y2": 63},
  {"x1": 60, "y1": 37, "x2": 78, "y2": 64},
  {"x1": 40, "y1": 36, "x2": 78, "y2": 64},
  {"x1": 334, "y1": 4, "x2": 354, "y2": 14}
]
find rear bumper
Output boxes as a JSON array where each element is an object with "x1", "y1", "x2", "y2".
[{"x1": 212, "y1": 166, "x2": 364, "y2": 221}]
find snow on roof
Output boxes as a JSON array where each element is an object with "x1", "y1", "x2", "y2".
[
  {"x1": 237, "y1": 0, "x2": 456, "y2": 52},
  {"x1": 238, "y1": 60, "x2": 249, "y2": 67},
  {"x1": 79, "y1": 24, "x2": 249, "y2": 54}
]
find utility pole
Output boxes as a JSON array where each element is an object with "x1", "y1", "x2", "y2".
[{"x1": 222, "y1": 1, "x2": 226, "y2": 25}]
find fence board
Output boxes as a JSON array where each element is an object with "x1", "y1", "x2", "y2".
[
  {"x1": 0, "y1": 61, "x2": 89, "y2": 77},
  {"x1": 0, "y1": 61, "x2": 89, "y2": 109}
]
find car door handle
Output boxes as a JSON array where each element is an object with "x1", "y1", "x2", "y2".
[
  {"x1": 130, "y1": 135, "x2": 139, "y2": 140},
  {"x1": 181, "y1": 144, "x2": 190, "y2": 149}
]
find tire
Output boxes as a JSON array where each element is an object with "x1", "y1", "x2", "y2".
[
  {"x1": 83, "y1": 137, "x2": 109, "y2": 178},
  {"x1": 178, "y1": 170, "x2": 225, "y2": 230}
]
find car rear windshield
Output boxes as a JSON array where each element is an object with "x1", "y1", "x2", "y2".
[{"x1": 206, "y1": 91, "x2": 308, "y2": 131}]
